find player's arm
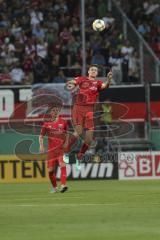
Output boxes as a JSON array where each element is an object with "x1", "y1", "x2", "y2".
[
  {"x1": 39, "y1": 124, "x2": 46, "y2": 153},
  {"x1": 101, "y1": 70, "x2": 113, "y2": 89},
  {"x1": 66, "y1": 77, "x2": 81, "y2": 91},
  {"x1": 63, "y1": 121, "x2": 70, "y2": 150},
  {"x1": 39, "y1": 135, "x2": 45, "y2": 153},
  {"x1": 66, "y1": 79, "x2": 77, "y2": 91},
  {"x1": 63, "y1": 133, "x2": 70, "y2": 150}
]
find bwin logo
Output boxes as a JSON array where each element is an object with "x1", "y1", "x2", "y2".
[{"x1": 56, "y1": 163, "x2": 114, "y2": 179}]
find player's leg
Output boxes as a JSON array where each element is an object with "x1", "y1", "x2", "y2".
[
  {"x1": 47, "y1": 160, "x2": 58, "y2": 193},
  {"x1": 58, "y1": 157, "x2": 68, "y2": 193},
  {"x1": 71, "y1": 105, "x2": 84, "y2": 144},
  {"x1": 72, "y1": 125, "x2": 84, "y2": 170},
  {"x1": 66, "y1": 124, "x2": 83, "y2": 152},
  {"x1": 71, "y1": 106, "x2": 84, "y2": 170},
  {"x1": 77, "y1": 129, "x2": 94, "y2": 159},
  {"x1": 77, "y1": 111, "x2": 94, "y2": 160},
  {"x1": 72, "y1": 105, "x2": 87, "y2": 170}
]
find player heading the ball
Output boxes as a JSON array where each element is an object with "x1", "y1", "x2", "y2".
[{"x1": 66, "y1": 64, "x2": 112, "y2": 171}]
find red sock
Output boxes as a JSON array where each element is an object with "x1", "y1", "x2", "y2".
[
  {"x1": 79, "y1": 143, "x2": 89, "y2": 155},
  {"x1": 60, "y1": 166, "x2": 67, "y2": 186},
  {"x1": 49, "y1": 172, "x2": 57, "y2": 188}
]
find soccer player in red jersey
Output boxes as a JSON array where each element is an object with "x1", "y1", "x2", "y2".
[
  {"x1": 39, "y1": 106, "x2": 69, "y2": 193},
  {"x1": 66, "y1": 64, "x2": 112, "y2": 170}
]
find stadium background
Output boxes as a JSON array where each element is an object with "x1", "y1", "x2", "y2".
[{"x1": 0, "y1": 0, "x2": 160, "y2": 183}]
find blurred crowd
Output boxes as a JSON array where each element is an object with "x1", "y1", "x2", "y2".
[
  {"x1": 120, "y1": 0, "x2": 160, "y2": 58},
  {"x1": 0, "y1": 0, "x2": 140, "y2": 85}
]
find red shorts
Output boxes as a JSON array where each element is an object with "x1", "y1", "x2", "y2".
[
  {"x1": 47, "y1": 155, "x2": 63, "y2": 168},
  {"x1": 72, "y1": 104, "x2": 94, "y2": 130},
  {"x1": 47, "y1": 147, "x2": 64, "y2": 168}
]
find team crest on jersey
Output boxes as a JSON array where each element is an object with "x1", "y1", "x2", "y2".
[
  {"x1": 90, "y1": 82, "x2": 98, "y2": 91},
  {"x1": 58, "y1": 124, "x2": 63, "y2": 131},
  {"x1": 81, "y1": 81, "x2": 90, "y2": 89}
]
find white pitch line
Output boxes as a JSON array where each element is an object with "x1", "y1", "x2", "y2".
[
  {"x1": 0, "y1": 203, "x2": 121, "y2": 208},
  {"x1": 14, "y1": 203, "x2": 122, "y2": 207},
  {"x1": 0, "y1": 196, "x2": 83, "y2": 202},
  {"x1": 16, "y1": 202, "x2": 160, "y2": 207},
  {"x1": 1, "y1": 202, "x2": 160, "y2": 208}
]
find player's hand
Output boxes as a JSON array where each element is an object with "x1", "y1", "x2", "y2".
[
  {"x1": 39, "y1": 145, "x2": 45, "y2": 153},
  {"x1": 66, "y1": 80, "x2": 76, "y2": 91},
  {"x1": 107, "y1": 70, "x2": 113, "y2": 84}
]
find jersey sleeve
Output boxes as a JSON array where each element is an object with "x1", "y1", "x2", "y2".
[
  {"x1": 97, "y1": 80, "x2": 103, "y2": 91},
  {"x1": 74, "y1": 76, "x2": 83, "y2": 85},
  {"x1": 40, "y1": 123, "x2": 47, "y2": 136}
]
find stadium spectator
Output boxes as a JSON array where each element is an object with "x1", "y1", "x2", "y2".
[
  {"x1": 69, "y1": 17, "x2": 81, "y2": 38},
  {"x1": 120, "y1": 0, "x2": 160, "y2": 58},
  {"x1": 0, "y1": 0, "x2": 137, "y2": 85},
  {"x1": 108, "y1": 50, "x2": 122, "y2": 84},
  {"x1": 36, "y1": 38, "x2": 48, "y2": 59},
  {"x1": 32, "y1": 24, "x2": 45, "y2": 39},
  {"x1": 53, "y1": 70, "x2": 67, "y2": 83},
  {"x1": 121, "y1": 39, "x2": 134, "y2": 83},
  {"x1": 91, "y1": 51, "x2": 106, "y2": 66},
  {"x1": 0, "y1": 67, "x2": 11, "y2": 85},
  {"x1": 128, "y1": 50, "x2": 140, "y2": 83},
  {"x1": 25, "y1": 40, "x2": 36, "y2": 56},
  {"x1": 102, "y1": 11, "x2": 115, "y2": 27},
  {"x1": 97, "y1": 0, "x2": 108, "y2": 18},
  {"x1": 137, "y1": 20, "x2": 150, "y2": 36},
  {"x1": 59, "y1": 27, "x2": 72, "y2": 44},
  {"x1": 121, "y1": 40, "x2": 134, "y2": 60},
  {"x1": 10, "y1": 62, "x2": 25, "y2": 85},
  {"x1": 33, "y1": 56, "x2": 49, "y2": 83}
]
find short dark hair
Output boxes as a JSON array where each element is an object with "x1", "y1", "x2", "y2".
[{"x1": 88, "y1": 64, "x2": 99, "y2": 70}]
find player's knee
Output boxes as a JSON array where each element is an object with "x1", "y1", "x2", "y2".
[
  {"x1": 73, "y1": 131, "x2": 79, "y2": 138},
  {"x1": 48, "y1": 167, "x2": 55, "y2": 173},
  {"x1": 85, "y1": 136, "x2": 93, "y2": 145},
  {"x1": 85, "y1": 139, "x2": 92, "y2": 146},
  {"x1": 86, "y1": 112, "x2": 93, "y2": 119}
]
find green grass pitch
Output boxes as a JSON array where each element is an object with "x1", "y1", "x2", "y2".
[{"x1": 0, "y1": 180, "x2": 160, "y2": 240}]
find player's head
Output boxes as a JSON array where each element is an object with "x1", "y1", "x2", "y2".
[
  {"x1": 50, "y1": 106, "x2": 61, "y2": 120},
  {"x1": 48, "y1": 97, "x2": 62, "y2": 120},
  {"x1": 88, "y1": 64, "x2": 98, "y2": 79}
]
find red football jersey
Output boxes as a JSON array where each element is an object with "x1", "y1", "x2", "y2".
[
  {"x1": 40, "y1": 117, "x2": 68, "y2": 151},
  {"x1": 74, "y1": 76, "x2": 103, "y2": 105}
]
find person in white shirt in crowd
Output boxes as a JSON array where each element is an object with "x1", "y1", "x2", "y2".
[
  {"x1": 143, "y1": 0, "x2": 159, "y2": 15},
  {"x1": 32, "y1": 24, "x2": 45, "y2": 39},
  {"x1": 121, "y1": 39, "x2": 134, "y2": 60},
  {"x1": 30, "y1": 8, "x2": 43, "y2": 28},
  {"x1": 103, "y1": 11, "x2": 115, "y2": 27},
  {"x1": 25, "y1": 40, "x2": 36, "y2": 56},
  {"x1": 2, "y1": 37, "x2": 16, "y2": 53},
  {"x1": 128, "y1": 50, "x2": 140, "y2": 83},
  {"x1": 10, "y1": 62, "x2": 25, "y2": 85},
  {"x1": 121, "y1": 39, "x2": 134, "y2": 83},
  {"x1": 108, "y1": 49, "x2": 122, "y2": 84},
  {"x1": 0, "y1": 37, "x2": 18, "y2": 66},
  {"x1": 53, "y1": 0, "x2": 69, "y2": 14},
  {"x1": 36, "y1": 38, "x2": 48, "y2": 59},
  {"x1": 10, "y1": 20, "x2": 22, "y2": 38},
  {"x1": 137, "y1": 20, "x2": 151, "y2": 36}
]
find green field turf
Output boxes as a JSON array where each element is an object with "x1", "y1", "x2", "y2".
[{"x1": 0, "y1": 180, "x2": 160, "y2": 240}]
